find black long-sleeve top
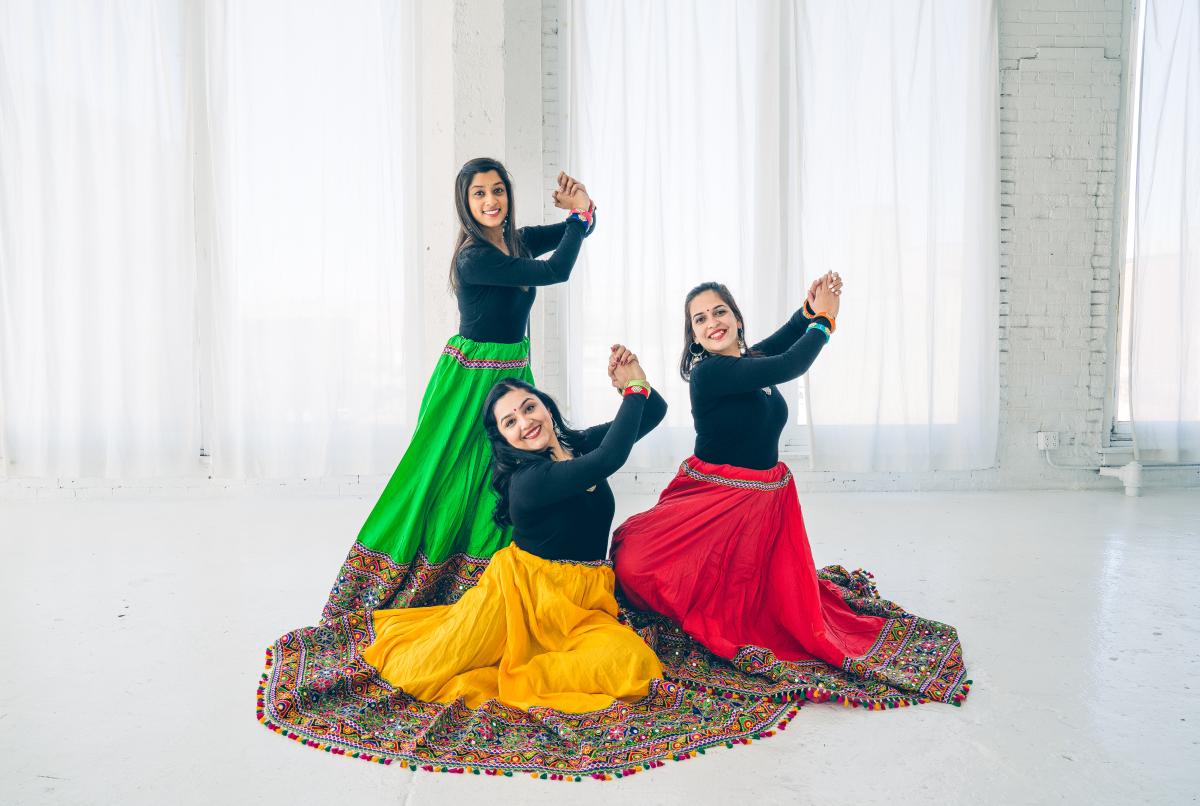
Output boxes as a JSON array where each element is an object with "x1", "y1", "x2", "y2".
[
  {"x1": 507, "y1": 389, "x2": 667, "y2": 562},
  {"x1": 689, "y1": 309, "x2": 833, "y2": 470},
  {"x1": 455, "y1": 218, "x2": 594, "y2": 343}
]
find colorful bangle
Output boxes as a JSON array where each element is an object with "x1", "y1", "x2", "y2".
[
  {"x1": 567, "y1": 205, "x2": 594, "y2": 227},
  {"x1": 623, "y1": 379, "x2": 651, "y2": 397},
  {"x1": 810, "y1": 311, "x2": 836, "y2": 333},
  {"x1": 802, "y1": 300, "x2": 817, "y2": 319},
  {"x1": 806, "y1": 322, "x2": 832, "y2": 342}
]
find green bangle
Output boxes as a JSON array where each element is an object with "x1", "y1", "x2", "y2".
[
  {"x1": 806, "y1": 322, "x2": 832, "y2": 342},
  {"x1": 623, "y1": 379, "x2": 650, "y2": 393}
]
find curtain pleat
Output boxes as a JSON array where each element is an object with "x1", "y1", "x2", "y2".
[
  {"x1": 0, "y1": 0, "x2": 422, "y2": 479},
  {"x1": 566, "y1": 0, "x2": 1000, "y2": 472},
  {"x1": 1129, "y1": 0, "x2": 1200, "y2": 463}
]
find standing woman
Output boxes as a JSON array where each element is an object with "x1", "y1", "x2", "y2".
[
  {"x1": 323, "y1": 158, "x2": 596, "y2": 619},
  {"x1": 611, "y1": 277, "x2": 970, "y2": 708}
]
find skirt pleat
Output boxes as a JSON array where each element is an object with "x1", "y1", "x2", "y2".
[
  {"x1": 612, "y1": 456, "x2": 970, "y2": 706},
  {"x1": 365, "y1": 544, "x2": 662, "y2": 713},
  {"x1": 322, "y1": 335, "x2": 534, "y2": 620}
]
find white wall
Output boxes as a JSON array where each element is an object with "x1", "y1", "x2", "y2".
[
  {"x1": 993, "y1": 0, "x2": 1195, "y2": 488},
  {"x1": 998, "y1": 0, "x2": 1124, "y2": 479}
]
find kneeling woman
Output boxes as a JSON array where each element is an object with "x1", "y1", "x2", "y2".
[
  {"x1": 363, "y1": 353, "x2": 666, "y2": 712},
  {"x1": 611, "y1": 278, "x2": 970, "y2": 708}
]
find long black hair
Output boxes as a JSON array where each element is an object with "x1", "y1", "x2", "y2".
[
  {"x1": 449, "y1": 157, "x2": 527, "y2": 292},
  {"x1": 482, "y1": 378, "x2": 588, "y2": 528},
  {"x1": 679, "y1": 281, "x2": 756, "y2": 381}
]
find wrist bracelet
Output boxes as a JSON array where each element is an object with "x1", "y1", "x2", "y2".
[
  {"x1": 623, "y1": 385, "x2": 651, "y2": 398},
  {"x1": 567, "y1": 206, "x2": 594, "y2": 227},
  {"x1": 806, "y1": 322, "x2": 832, "y2": 342},
  {"x1": 810, "y1": 311, "x2": 836, "y2": 333}
]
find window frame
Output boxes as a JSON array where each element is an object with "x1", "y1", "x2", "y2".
[{"x1": 1106, "y1": 0, "x2": 1148, "y2": 449}]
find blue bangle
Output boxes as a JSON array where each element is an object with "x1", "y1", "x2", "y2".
[{"x1": 806, "y1": 322, "x2": 832, "y2": 342}]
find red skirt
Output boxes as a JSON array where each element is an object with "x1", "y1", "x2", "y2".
[{"x1": 612, "y1": 457, "x2": 969, "y2": 706}]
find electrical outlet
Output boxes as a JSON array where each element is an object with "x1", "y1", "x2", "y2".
[{"x1": 1036, "y1": 431, "x2": 1060, "y2": 450}]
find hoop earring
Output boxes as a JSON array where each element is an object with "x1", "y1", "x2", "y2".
[{"x1": 689, "y1": 341, "x2": 705, "y2": 358}]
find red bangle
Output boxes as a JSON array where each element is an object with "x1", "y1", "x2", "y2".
[
  {"x1": 568, "y1": 206, "x2": 594, "y2": 227},
  {"x1": 623, "y1": 385, "x2": 650, "y2": 398}
]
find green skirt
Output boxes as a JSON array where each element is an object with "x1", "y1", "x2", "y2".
[{"x1": 321, "y1": 335, "x2": 534, "y2": 620}]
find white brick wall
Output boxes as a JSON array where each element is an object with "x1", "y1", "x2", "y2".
[
  {"x1": 997, "y1": 0, "x2": 1128, "y2": 483},
  {"x1": 999, "y1": 41, "x2": 1122, "y2": 470}
]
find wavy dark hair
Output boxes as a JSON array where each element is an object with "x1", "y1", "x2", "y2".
[
  {"x1": 679, "y1": 281, "x2": 756, "y2": 381},
  {"x1": 482, "y1": 378, "x2": 587, "y2": 528},
  {"x1": 448, "y1": 157, "x2": 527, "y2": 292}
]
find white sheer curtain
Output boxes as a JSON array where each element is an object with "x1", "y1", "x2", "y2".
[
  {"x1": 565, "y1": 0, "x2": 998, "y2": 472},
  {"x1": 198, "y1": 1, "x2": 421, "y2": 478},
  {"x1": 0, "y1": 1, "x2": 421, "y2": 479},
  {"x1": 1128, "y1": 0, "x2": 1200, "y2": 463},
  {"x1": 0, "y1": 1, "x2": 200, "y2": 478},
  {"x1": 794, "y1": 2, "x2": 999, "y2": 471},
  {"x1": 564, "y1": 1, "x2": 791, "y2": 465}
]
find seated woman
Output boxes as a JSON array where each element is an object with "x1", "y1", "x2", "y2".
[
  {"x1": 259, "y1": 354, "x2": 800, "y2": 777},
  {"x1": 611, "y1": 276, "x2": 970, "y2": 708},
  {"x1": 362, "y1": 347, "x2": 667, "y2": 713}
]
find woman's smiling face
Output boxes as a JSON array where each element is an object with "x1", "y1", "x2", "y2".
[
  {"x1": 688, "y1": 289, "x2": 742, "y2": 356},
  {"x1": 468, "y1": 170, "x2": 508, "y2": 231},
  {"x1": 493, "y1": 388, "x2": 554, "y2": 452}
]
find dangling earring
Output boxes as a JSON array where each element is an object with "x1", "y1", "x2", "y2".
[
  {"x1": 689, "y1": 341, "x2": 705, "y2": 358},
  {"x1": 738, "y1": 328, "x2": 747, "y2": 355}
]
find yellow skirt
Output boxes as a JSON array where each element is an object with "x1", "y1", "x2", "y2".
[{"x1": 362, "y1": 543, "x2": 664, "y2": 713}]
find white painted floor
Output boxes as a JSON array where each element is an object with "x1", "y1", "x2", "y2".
[{"x1": 1, "y1": 487, "x2": 1197, "y2": 805}]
